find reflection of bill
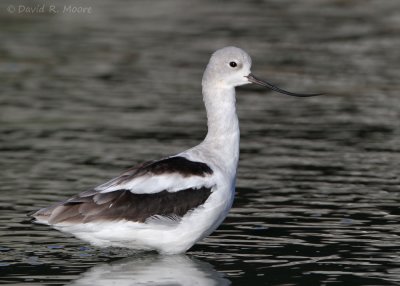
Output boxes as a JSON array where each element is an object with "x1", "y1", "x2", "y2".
[{"x1": 68, "y1": 255, "x2": 230, "y2": 286}]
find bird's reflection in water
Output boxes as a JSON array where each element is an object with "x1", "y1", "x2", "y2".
[{"x1": 69, "y1": 254, "x2": 231, "y2": 286}]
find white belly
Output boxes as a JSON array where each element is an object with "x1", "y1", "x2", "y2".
[{"x1": 54, "y1": 183, "x2": 235, "y2": 254}]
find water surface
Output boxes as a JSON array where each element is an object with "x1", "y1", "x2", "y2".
[{"x1": 1, "y1": 0, "x2": 400, "y2": 285}]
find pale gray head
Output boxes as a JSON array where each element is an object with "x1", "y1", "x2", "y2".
[
  {"x1": 203, "y1": 46, "x2": 322, "y2": 97},
  {"x1": 202, "y1": 46, "x2": 252, "y2": 87}
]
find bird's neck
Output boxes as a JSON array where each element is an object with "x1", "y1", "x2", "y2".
[{"x1": 201, "y1": 84, "x2": 240, "y2": 170}]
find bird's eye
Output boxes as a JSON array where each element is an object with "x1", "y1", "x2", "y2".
[{"x1": 229, "y1": 61, "x2": 237, "y2": 68}]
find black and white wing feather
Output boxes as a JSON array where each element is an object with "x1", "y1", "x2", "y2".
[{"x1": 32, "y1": 156, "x2": 215, "y2": 225}]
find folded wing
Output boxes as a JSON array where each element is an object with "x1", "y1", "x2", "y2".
[{"x1": 32, "y1": 156, "x2": 215, "y2": 225}]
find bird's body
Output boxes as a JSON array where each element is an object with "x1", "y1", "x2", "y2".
[
  {"x1": 35, "y1": 151, "x2": 236, "y2": 254},
  {"x1": 32, "y1": 47, "x2": 319, "y2": 254}
]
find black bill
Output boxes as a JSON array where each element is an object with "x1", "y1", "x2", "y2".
[{"x1": 246, "y1": 73, "x2": 323, "y2": 97}]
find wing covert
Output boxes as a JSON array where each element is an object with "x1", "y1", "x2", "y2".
[
  {"x1": 95, "y1": 156, "x2": 214, "y2": 194},
  {"x1": 31, "y1": 156, "x2": 216, "y2": 225}
]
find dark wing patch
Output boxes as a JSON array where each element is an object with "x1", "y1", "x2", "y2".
[
  {"x1": 106, "y1": 156, "x2": 213, "y2": 187},
  {"x1": 33, "y1": 187, "x2": 212, "y2": 225},
  {"x1": 145, "y1": 157, "x2": 213, "y2": 176}
]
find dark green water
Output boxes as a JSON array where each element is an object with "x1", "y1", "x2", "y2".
[{"x1": 1, "y1": 0, "x2": 400, "y2": 285}]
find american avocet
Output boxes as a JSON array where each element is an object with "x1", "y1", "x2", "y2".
[{"x1": 31, "y1": 47, "x2": 320, "y2": 254}]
